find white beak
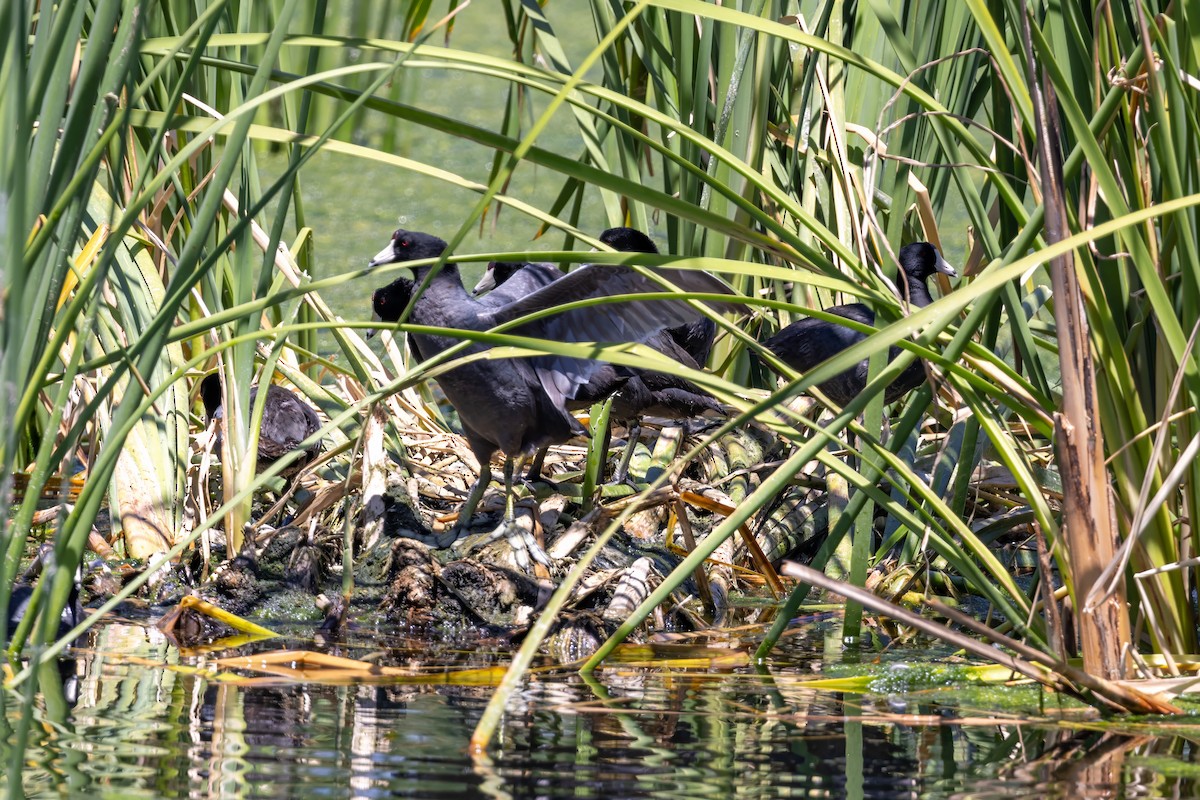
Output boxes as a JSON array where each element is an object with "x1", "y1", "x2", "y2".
[
  {"x1": 472, "y1": 268, "x2": 497, "y2": 296},
  {"x1": 935, "y1": 252, "x2": 958, "y2": 278},
  {"x1": 368, "y1": 243, "x2": 397, "y2": 267}
]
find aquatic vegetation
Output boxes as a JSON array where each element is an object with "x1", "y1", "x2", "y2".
[{"x1": 3, "y1": 0, "x2": 1199, "y2": 770}]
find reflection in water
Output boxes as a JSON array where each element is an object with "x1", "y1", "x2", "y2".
[{"x1": 4, "y1": 622, "x2": 1200, "y2": 799}]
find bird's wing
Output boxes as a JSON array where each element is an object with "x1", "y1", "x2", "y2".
[
  {"x1": 481, "y1": 263, "x2": 742, "y2": 333},
  {"x1": 477, "y1": 262, "x2": 563, "y2": 307},
  {"x1": 480, "y1": 265, "x2": 739, "y2": 405}
]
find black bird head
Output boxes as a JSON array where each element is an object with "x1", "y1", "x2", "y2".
[
  {"x1": 598, "y1": 226, "x2": 659, "y2": 254},
  {"x1": 367, "y1": 276, "x2": 418, "y2": 340},
  {"x1": 199, "y1": 373, "x2": 223, "y2": 422},
  {"x1": 371, "y1": 276, "x2": 416, "y2": 325},
  {"x1": 368, "y1": 229, "x2": 448, "y2": 268},
  {"x1": 473, "y1": 260, "x2": 528, "y2": 295},
  {"x1": 898, "y1": 241, "x2": 957, "y2": 281}
]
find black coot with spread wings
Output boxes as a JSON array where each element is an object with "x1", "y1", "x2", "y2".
[
  {"x1": 471, "y1": 228, "x2": 722, "y2": 483},
  {"x1": 367, "y1": 229, "x2": 739, "y2": 565},
  {"x1": 375, "y1": 264, "x2": 603, "y2": 485},
  {"x1": 596, "y1": 227, "x2": 718, "y2": 367}
]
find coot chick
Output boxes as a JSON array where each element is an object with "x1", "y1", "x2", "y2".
[
  {"x1": 762, "y1": 242, "x2": 956, "y2": 407},
  {"x1": 367, "y1": 229, "x2": 738, "y2": 566},
  {"x1": 597, "y1": 226, "x2": 718, "y2": 366},
  {"x1": 200, "y1": 374, "x2": 322, "y2": 475}
]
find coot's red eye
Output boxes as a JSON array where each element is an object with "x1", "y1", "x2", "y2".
[{"x1": 399, "y1": 237, "x2": 410, "y2": 248}]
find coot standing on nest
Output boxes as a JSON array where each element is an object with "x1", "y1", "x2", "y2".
[
  {"x1": 762, "y1": 242, "x2": 956, "y2": 407},
  {"x1": 472, "y1": 228, "x2": 723, "y2": 484},
  {"x1": 375, "y1": 263, "x2": 602, "y2": 485},
  {"x1": 366, "y1": 229, "x2": 739, "y2": 566},
  {"x1": 377, "y1": 265, "x2": 599, "y2": 490},
  {"x1": 200, "y1": 374, "x2": 323, "y2": 475},
  {"x1": 381, "y1": 261, "x2": 638, "y2": 483}
]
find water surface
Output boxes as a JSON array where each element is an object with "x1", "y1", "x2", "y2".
[{"x1": 8, "y1": 620, "x2": 1200, "y2": 799}]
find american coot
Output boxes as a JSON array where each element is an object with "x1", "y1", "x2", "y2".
[
  {"x1": 376, "y1": 267, "x2": 597, "y2": 485},
  {"x1": 473, "y1": 229, "x2": 723, "y2": 484},
  {"x1": 473, "y1": 228, "x2": 719, "y2": 367},
  {"x1": 370, "y1": 275, "x2": 428, "y2": 360},
  {"x1": 200, "y1": 374, "x2": 322, "y2": 475},
  {"x1": 366, "y1": 229, "x2": 739, "y2": 566},
  {"x1": 471, "y1": 260, "x2": 561, "y2": 300},
  {"x1": 596, "y1": 226, "x2": 718, "y2": 367},
  {"x1": 379, "y1": 264, "x2": 589, "y2": 484},
  {"x1": 762, "y1": 242, "x2": 956, "y2": 407}
]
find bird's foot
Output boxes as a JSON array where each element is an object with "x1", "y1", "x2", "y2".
[
  {"x1": 429, "y1": 494, "x2": 504, "y2": 551},
  {"x1": 393, "y1": 528, "x2": 458, "y2": 551},
  {"x1": 522, "y1": 475, "x2": 560, "y2": 494},
  {"x1": 454, "y1": 517, "x2": 551, "y2": 571},
  {"x1": 612, "y1": 475, "x2": 645, "y2": 492},
  {"x1": 430, "y1": 528, "x2": 461, "y2": 550},
  {"x1": 608, "y1": 460, "x2": 651, "y2": 491}
]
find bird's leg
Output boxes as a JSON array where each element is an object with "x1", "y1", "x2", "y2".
[
  {"x1": 524, "y1": 446, "x2": 548, "y2": 483},
  {"x1": 457, "y1": 455, "x2": 551, "y2": 570},
  {"x1": 436, "y1": 462, "x2": 492, "y2": 548},
  {"x1": 502, "y1": 455, "x2": 518, "y2": 524},
  {"x1": 503, "y1": 454, "x2": 552, "y2": 568},
  {"x1": 610, "y1": 421, "x2": 641, "y2": 485},
  {"x1": 458, "y1": 462, "x2": 492, "y2": 525},
  {"x1": 522, "y1": 445, "x2": 560, "y2": 490}
]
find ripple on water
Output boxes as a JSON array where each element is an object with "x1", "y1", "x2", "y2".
[{"x1": 8, "y1": 626, "x2": 1200, "y2": 799}]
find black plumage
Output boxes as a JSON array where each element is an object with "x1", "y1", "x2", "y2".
[
  {"x1": 200, "y1": 374, "x2": 322, "y2": 475},
  {"x1": 370, "y1": 275, "x2": 427, "y2": 360},
  {"x1": 470, "y1": 260, "x2": 562, "y2": 300},
  {"x1": 366, "y1": 229, "x2": 738, "y2": 563},
  {"x1": 596, "y1": 227, "x2": 718, "y2": 366},
  {"x1": 6, "y1": 582, "x2": 82, "y2": 643},
  {"x1": 381, "y1": 263, "x2": 589, "y2": 483},
  {"x1": 762, "y1": 241, "x2": 956, "y2": 407},
  {"x1": 6, "y1": 547, "x2": 84, "y2": 644},
  {"x1": 474, "y1": 229, "x2": 723, "y2": 483}
]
